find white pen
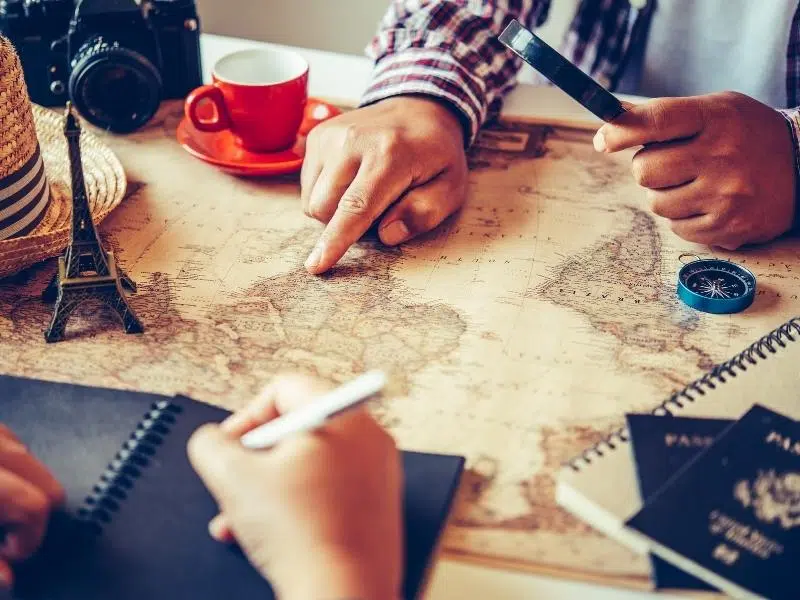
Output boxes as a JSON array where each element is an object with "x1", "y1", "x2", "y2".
[{"x1": 239, "y1": 370, "x2": 388, "y2": 449}]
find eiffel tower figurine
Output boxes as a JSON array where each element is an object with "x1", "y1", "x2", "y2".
[{"x1": 42, "y1": 102, "x2": 143, "y2": 342}]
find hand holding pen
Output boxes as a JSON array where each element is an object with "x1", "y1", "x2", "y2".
[{"x1": 187, "y1": 372, "x2": 403, "y2": 600}]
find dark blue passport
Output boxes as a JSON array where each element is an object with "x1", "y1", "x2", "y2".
[
  {"x1": 626, "y1": 404, "x2": 800, "y2": 600},
  {"x1": 626, "y1": 413, "x2": 734, "y2": 591}
]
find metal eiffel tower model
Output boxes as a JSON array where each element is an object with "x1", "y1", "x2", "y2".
[{"x1": 42, "y1": 103, "x2": 143, "y2": 342}]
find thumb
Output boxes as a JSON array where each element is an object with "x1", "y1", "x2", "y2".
[
  {"x1": 595, "y1": 97, "x2": 705, "y2": 152},
  {"x1": 187, "y1": 423, "x2": 251, "y2": 508}
]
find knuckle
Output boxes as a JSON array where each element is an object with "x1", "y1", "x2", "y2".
[
  {"x1": 647, "y1": 191, "x2": 665, "y2": 216},
  {"x1": 708, "y1": 127, "x2": 747, "y2": 158},
  {"x1": 374, "y1": 128, "x2": 405, "y2": 156},
  {"x1": 723, "y1": 213, "x2": 749, "y2": 237},
  {"x1": 338, "y1": 190, "x2": 371, "y2": 215},
  {"x1": 306, "y1": 121, "x2": 336, "y2": 151},
  {"x1": 187, "y1": 423, "x2": 215, "y2": 459},
  {"x1": 301, "y1": 196, "x2": 314, "y2": 218},
  {"x1": 717, "y1": 90, "x2": 747, "y2": 107},
  {"x1": 631, "y1": 156, "x2": 652, "y2": 186},
  {"x1": 702, "y1": 205, "x2": 729, "y2": 230},
  {"x1": 669, "y1": 220, "x2": 699, "y2": 243},
  {"x1": 719, "y1": 238, "x2": 743, "y2": 251},
  {"x1": 708, "y1": 91, "x2": 748, "y2": 123},
  {"x1": 705, "y1": 213, "x2": 726, "y2": 232},
  {"x1": 343, "y1": 123, "x2": 362, "y2": 148},
  {"x1": 645, "y1": 101, "x2": 671, "y2": 132},
  {"x1": 717, "y1": 194, "x2": 738, "y2": 217},
  {"x1": 709, "y1": 138, "x2": 738, "y2": 159},
  {"x1": 720, "y1": 179, "x2": 755, "y2": 204},
  {"x1": 305, "y1": 124, "x2": 322, "y2": 146},
  {"x1": 668, "y1": 220, "x2": 683, "y2": 236},
  {"x1": 306, "y1": 201, "x2": 329, "y2": 222},
  {"x1": 411, "y1": 200, "x2": 440, "y2": 229}
]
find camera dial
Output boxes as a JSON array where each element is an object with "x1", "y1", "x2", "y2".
[{"x1": 68, "y1": 35, "x2": 162, "y2": 133}]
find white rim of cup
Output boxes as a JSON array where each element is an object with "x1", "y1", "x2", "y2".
[{"x1": 212, "y1": 48, "x2": 309, "y2": 87}]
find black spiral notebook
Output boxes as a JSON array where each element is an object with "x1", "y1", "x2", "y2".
[{"x1": 0, "y1": 374, "x2": 465, "y2": 600}]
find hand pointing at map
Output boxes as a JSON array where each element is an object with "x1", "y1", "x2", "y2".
[
  {"x1": 300, "y1": 96, "x2": 469, "y2": 274},
  {"x1": 593, "y1": 92, "x2": 797, "y2": 250}
]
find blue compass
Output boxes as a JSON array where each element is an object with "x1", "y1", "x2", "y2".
[{"x1": 676, "y1": 257, "x2": 757, "y2": 314}]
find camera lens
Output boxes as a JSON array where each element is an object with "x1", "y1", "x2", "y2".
[{"x1": 69, "y1": 37, "x2": 162, "y2": 133}]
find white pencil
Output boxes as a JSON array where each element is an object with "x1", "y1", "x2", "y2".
[{"x1": 239, "y1": 370, "x2": 387, "y2": 449}]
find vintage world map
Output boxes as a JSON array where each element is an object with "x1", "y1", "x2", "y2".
[{"x1": 2, "y1": 101, "x2": 800, "y2": 588}]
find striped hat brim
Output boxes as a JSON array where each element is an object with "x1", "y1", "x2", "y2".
[{"x1": 0, "y1": 144, "x2": 50, "y2": 240}]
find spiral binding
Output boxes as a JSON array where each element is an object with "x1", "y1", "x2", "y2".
[
  {"x1": 564, "y1": 317, "x2": 800, "y2": 472},
  {"x1": 75, "y1": 399, "x2": 183, "y2": 534}
]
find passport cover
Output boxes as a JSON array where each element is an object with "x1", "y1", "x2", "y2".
[
  {"x1": 626, "y1": 413, "x2": 733, "y2": 591},
  {"x1": 626, "y1": 404, "x2": 800, "y2": 600},
  {"x1": 0, "y1": 374, "x2": 465, "y2": 600}
]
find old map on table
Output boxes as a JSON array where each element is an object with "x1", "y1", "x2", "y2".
[{"x1": 2, "y1": 101, "x2": 799, "y2": 588}]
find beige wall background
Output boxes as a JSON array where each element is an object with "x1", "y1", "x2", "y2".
[{"x1": 195, "y1": 0, "x2": 578, "y2": 56}]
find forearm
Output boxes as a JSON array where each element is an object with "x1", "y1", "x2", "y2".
[
  {"x1": 360, "y1": 0, "x2": 551, "y2": 146},
  {"x1": 778, "y1": 107, "x2": 800, "y2": 234}
]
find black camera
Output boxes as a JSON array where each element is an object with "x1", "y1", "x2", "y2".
[{"x1": 0, "y1": 0, "x2": 203, "y2": 132}]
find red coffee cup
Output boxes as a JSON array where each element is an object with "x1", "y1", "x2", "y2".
[{"x1": 185, "y1": 48, "x2": 309, "y2": 153}]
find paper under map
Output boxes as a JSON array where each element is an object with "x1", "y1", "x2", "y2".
[{"x1": 2, "y1": 101, "x2": 800, "y2": 587}]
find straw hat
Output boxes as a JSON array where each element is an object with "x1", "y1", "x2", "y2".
[{"x1": 0, "y1": 36, "x2": 126, "y2": 279}]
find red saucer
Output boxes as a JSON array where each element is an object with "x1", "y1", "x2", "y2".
[{"x1": 177, "y1": 98, "x2": 341, "y2": 176}]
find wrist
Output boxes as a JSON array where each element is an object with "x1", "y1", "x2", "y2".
[
  {"x1": 359, "y1": 48, "x2": 486, "y2": 147},
  {"x1": 272, "y1": 547, "x2": 400, "y2": 600}
]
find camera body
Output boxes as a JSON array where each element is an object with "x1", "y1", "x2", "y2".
[{"x1": 0, "y1": 0, "x2": 203, "y2": 132}]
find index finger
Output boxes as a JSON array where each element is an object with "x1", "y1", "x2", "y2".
[
  {"x1": 595, "y1": 97, "x2": 706, "y2": 152},
  {"x1": 304, "y1": 164, "x2": 411, "y2": 275},
  {"x1": 221, "y1": 374, "x2": 334, "y2": 436}
]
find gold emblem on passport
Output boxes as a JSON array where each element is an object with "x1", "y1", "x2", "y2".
[{"x1": 734, "y1": 470, "x2": 800, "y2": 530}]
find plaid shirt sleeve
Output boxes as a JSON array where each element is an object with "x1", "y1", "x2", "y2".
[{"x1": 360, "y1": 1, "x2": 552, "y2": 146}]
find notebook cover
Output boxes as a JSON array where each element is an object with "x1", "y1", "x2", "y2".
[
  {"x1": 625, "y1": 413, "x2": 733, "y2": 591},
  {"x1": 0, "y1": 374, "x2": 172, "y2": 517},
  {"x1": 555, "y1": 317, "x2": 800, "y2": 580},
  {"x1": 0, "y1": 376, "x2": 464, "y2": 600},
  {"x1": 626, "y1": 404, "x2": 800, "y2": 600}
]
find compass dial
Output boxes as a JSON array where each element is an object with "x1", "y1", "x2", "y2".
[
  {"x1": 676, "y1": 259, "x2": 756, "y2": 314},
  {"x1": 683, "y1": 270, "x2": 748, "y2": 299}
]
